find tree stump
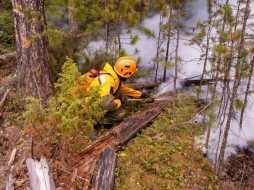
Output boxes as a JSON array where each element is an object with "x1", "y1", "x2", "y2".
[
  {"x1": 26, "y1": 157, "x2": 56, "y2": 190},
  {"x1": 90, "y1": 147, "x2": 117, "y2": 190}
]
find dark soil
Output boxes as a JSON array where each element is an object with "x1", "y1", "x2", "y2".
[{"x1": 222, "y1": 144, "x2": 254, "y2": 190}]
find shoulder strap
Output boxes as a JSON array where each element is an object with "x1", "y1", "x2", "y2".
[
  {"x1": 98, "y1": 73, "x2": 122, "y2": 95},
  {"x1": 98, "y1": 73, "x2": 111, "y2": 84}
]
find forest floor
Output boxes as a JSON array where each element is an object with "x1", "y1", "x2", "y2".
[{"x1": 0, "y1": 56, "x2": 253, "y2": 190}]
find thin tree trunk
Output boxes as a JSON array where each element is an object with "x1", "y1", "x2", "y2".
[
  {"x1": 239, "y1": 56, "x2": 254, "y2": 128},
  {"x1": 200, "y1": 0, "x2": 212, "y2": 88},
  {"x1": 216, "y1": 0, "x2": 250, "y2": 174},
  {"x1": 154, "y1": 13, "x2": 163, "y2": 82},
  {"x1": 217, "y1": 0, "x2": 241, "y2": 119},
  {"x1": 205, "y1": 0, "x2": 228, "y2": 150},
  {"x1": 173, "y1": 27, "x2": 180, "y2": 112},
  {"x1": 105, "y1": 0, "x2": 109, "y2": 53},
  {"x1": 68, "y1": 0, "x2": 78, "y2": 32},
  {"x1": 117, "y1": 21, "x2": 122, "y2": 57},
  {"x1": 11, "y1": 0, "x2": 52, "y2": 102},
  {"x1": 163, "y1": 0, "x2": 173, "y2": 82}
]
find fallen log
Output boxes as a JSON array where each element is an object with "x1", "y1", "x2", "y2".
[
  {"x1": 70, "y1": 102, "x2": 167, "y2": 190},
  {"x1": 26, "y1": 157, "x2": 56, "y2": 190},
  {"x1": 90, "y1": 147, "x2": 117, "y2": 190},
  {"x1": 182, "y1": 78, "x2": 215, "y2": 87},
  {"x1": 127, "y1": 82, "x2": 161, "y2": 90}
]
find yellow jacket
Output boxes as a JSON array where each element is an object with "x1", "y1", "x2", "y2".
[{"x1": 86, "y1": 63, "x2": 142, "y2": 109}]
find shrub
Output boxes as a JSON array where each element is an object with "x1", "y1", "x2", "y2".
[{"x1": 20, "y1": 57, "x2": 105, "y2": 157}]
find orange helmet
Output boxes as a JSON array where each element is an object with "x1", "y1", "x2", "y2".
[{"x1": 114, "y1": 57, "x2": 137, "y2": 78}]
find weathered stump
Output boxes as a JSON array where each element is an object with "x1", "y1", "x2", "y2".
[
  {"x1": 26, "y1": 157, "x2": 56, "y2": 190},
  {"x1": 90, "y1": 147, "x2": 117, "y2": 190}
]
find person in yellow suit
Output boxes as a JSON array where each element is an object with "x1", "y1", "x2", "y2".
[{"x1": 86, "y1": 56, "x2": 150, "y2": 126}]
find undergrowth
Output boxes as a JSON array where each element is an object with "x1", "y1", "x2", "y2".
[
  {"x1": 115, "y1": 95, "x2": 220, "y2": 190},
  {"x1": 19, "y1": 57, "x2": 105, "y2": 158}
]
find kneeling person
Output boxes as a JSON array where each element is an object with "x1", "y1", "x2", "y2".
[{"x1": 86, "y1": 56, "x2": 149, "y2": 126}]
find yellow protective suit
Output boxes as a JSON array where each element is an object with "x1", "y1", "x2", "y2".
[{"x1": 86, "y1": 63, "x2": 142, "y2": 111}]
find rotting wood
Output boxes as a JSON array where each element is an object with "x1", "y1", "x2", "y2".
[
  {"x1": 0, "y1": 89, "x2": 10, "y2": 117},
  {"x1": 26, "y1": 157, "x2": 56, "y2": 190},
  {"x1": 68, "y1": 102, "x2": 166, "y2": 190},
  {"x1": 7, "y1": 148, "x2": 17, "y2": 168},
  {"x1": 90, "y1": 147, "x2": 117, "y2": 190},
  {"x1": 127, "y1": 82, "x2": 161, "y2": 90}
]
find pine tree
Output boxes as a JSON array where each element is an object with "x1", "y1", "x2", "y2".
[{"x1": 12, "y1": 0, "x2": 52, "y2": 102}]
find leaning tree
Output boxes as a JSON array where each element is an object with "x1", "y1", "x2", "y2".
[{"x1": 11, "y1": 0, "x2": 52, "y2": 101}]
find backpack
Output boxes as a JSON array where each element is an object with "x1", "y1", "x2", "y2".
[{"x1": 71, "y1": 69, "x2": 99, "y2": 98}]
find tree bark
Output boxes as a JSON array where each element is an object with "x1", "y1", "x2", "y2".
[
  {"x1": 90, "y1": 147, "x2": 117, "y2": 190},
  {"x1": 11, "y1": 0, "x2": 52, "y2": 102}
]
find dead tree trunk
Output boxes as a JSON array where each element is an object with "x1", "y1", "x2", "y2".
[
  {"x1": 26, "y1": 157, "x2": 56, "y2": 190},
  {"x1": 11, "y1": 0, "x2": 52, "y2": 102},
  {"x1": 90, "y1": 147, "x2": 117, "y2": 190},
  {"x1": 68, "y1": 102, "x2": 166, "y2": 190}
]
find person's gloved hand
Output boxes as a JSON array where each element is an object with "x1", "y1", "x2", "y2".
[{"x1": 141, "y1": 91, "x2": 150, "y2": 99}]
